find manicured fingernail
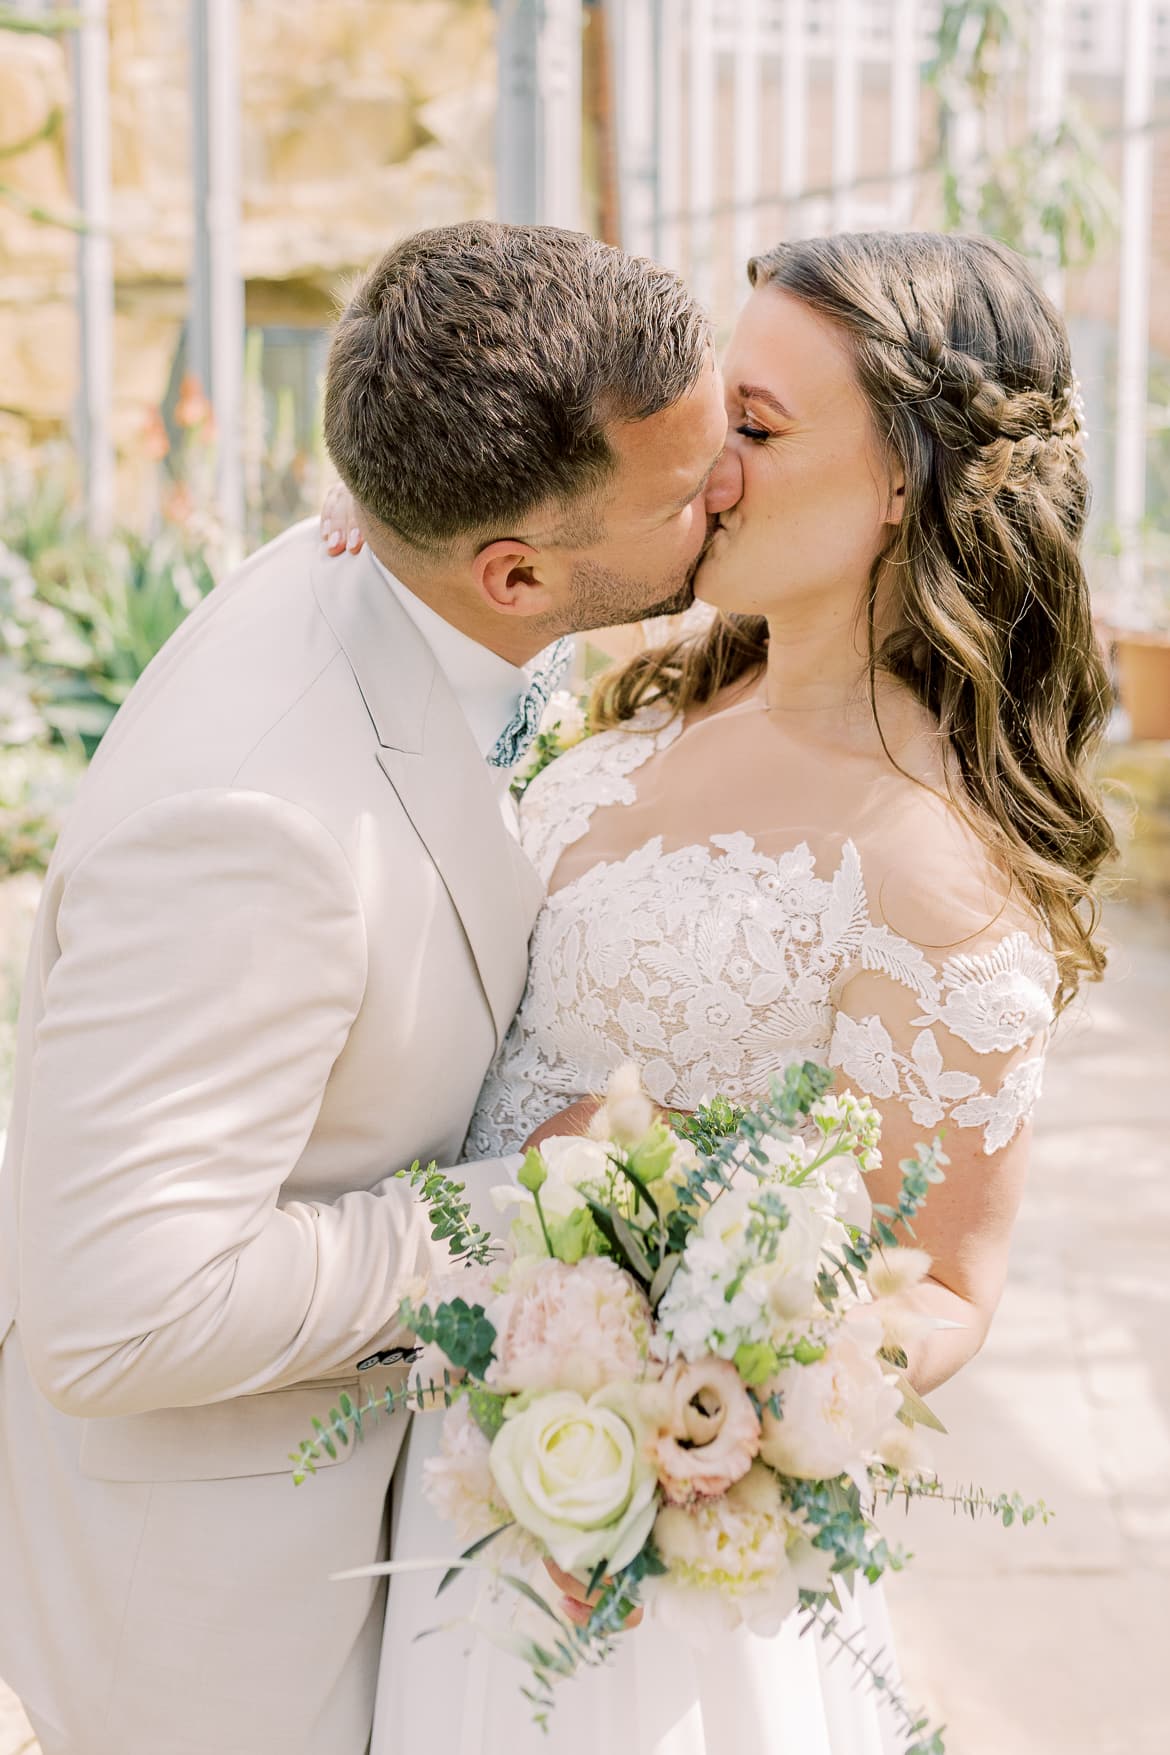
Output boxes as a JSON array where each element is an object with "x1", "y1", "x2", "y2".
[
  {"x1": 328, "y1": 528, "x2": 340, "y2": 547},
  {"x1": 348, "y1": 527, "x2": 361, "y2": 549}
]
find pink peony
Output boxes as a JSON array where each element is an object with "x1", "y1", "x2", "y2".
[
  {"x1": 486, "y1": 1256, "x2": 655, "y2": 1399},
  {"x1": 422, "y1": 1397, "x2": 514, "y2": 1544},
  {"x1": 645, "y1": 1356, "x2": 760, "y2": 1505},
  {"x1": 758, "y1": 1313, "x2": 902, "y2": 1486},
  {"x1": 650, "y1": 1461, "x2": 832, "y2": 1637}
]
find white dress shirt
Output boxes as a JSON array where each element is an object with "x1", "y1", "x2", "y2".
[
  {"x1": 370, "y1": 554, "x2": 527, "y2": 835},
  {"x1": 370, "y1": 555, "x2": 528, "y2": 761}
]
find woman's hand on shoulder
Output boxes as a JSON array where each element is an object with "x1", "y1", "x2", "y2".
[{"x1": 319, "y1": 482, "x2": 364, "y2": 556}]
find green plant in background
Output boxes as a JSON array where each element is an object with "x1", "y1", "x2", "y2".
[
  {"x1": 1, "y1": 461, "x2": 217, "y2": 759},
  {"x1": 0, "y1": 455, "x2": 221, "y2": 881},
  {"x1": 932, "y1": 0, "x2": 1118, "y2": 270},
  {"x1": 0, "y1": 742, "x2": 86, "y2": 878},
  {"x1": 17, "y1": 530, "x2": 214, "y2": 753}
]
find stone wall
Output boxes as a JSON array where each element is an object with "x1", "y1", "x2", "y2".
[{"x1": 0, "y1": 0, "x2": 495, "y2": 503}]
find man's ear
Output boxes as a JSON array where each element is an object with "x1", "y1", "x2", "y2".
[{"x1": 471, "y1": 539, "x2": 553, "y2": 616}]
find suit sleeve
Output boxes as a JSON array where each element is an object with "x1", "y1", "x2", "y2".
[{"x1": 18, "y1": 788, "x2": 447, "y2": 1418}]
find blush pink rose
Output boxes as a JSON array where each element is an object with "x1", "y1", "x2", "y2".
[{"x1": 647, "y1": 1356, "x2": 761, "y2": 1505}]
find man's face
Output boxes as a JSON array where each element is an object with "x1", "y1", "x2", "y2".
[{"x1": 554, "y1": 355, "x2": 743, "y2": 632}]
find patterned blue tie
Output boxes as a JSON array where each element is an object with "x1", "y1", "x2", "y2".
[{"x1": 486, "y1": 636, "x2": 575, "y2": 770}]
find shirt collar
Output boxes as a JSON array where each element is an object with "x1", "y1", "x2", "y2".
[{"x1": 369, "y1": 553, "x2": 528, "y2": 759}]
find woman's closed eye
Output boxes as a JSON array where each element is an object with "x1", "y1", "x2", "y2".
[{"x1": 736, "y1": 422, "x2": 772, "y2": 443}]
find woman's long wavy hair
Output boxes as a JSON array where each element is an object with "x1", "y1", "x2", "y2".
[{"x1": 592, "y1": 232, "x2": 1116, "y2": 1009}]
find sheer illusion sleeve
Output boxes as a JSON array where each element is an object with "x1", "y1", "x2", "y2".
[
  {"x1": 828, "y1": 882, "x2": 1058, "y2": 1157},
  {"x1": 475, "y1": 685, "x2": 1059, "y2": 1181}
]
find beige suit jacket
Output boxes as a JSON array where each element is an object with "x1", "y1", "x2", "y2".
[{"x1": 0, "y1": 521, "x2": 541, "y2": 1755}]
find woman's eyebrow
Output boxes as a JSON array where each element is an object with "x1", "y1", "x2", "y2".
[{"x1": 738, "y1": 382, "x2": 794, "y2": 419}]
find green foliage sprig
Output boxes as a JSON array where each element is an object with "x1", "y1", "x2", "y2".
[
  {"x1": 670, "y1": 1062, "x2": 833, "y2": 1240},
  {"x1": 788, "y1": 1477, "x2": 912, "y2": 1587},
  {"x1": 398, "y1": 1296, "x2": 496, "y2": 1382},
  {"x1": 803, "y1": 1601, "x2": 946, "y2": 1755},
  {"x1": 881, "y1": 1475, "x2": 1054, "y2": 1528},
  {"x1": 395, "y1": 1158, "x2": 499, "y2": 1269},
  {"x1": 668, "y1": 1092, "x2": 744, "y2": 1155},
  {"x1": 815, "y1": 1136, "x2": 949, "y2": 1317},
  {"x1": 289, "y1": 1377, "x2": 450, "y2": 1484}
]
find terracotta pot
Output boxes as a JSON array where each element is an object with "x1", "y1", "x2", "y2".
[{"x1": 1114, "y1": 631, "x2": 1170, "y2": 742}]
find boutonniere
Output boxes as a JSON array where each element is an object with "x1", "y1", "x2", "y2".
[{"x1": 510, "y1": 689, "x2": 591, "y2": 799}]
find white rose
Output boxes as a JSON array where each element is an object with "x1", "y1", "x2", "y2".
[
  {"x1": 491, "y1": 1134, "x2": 611, "y2": 1225},
  {"x1": 488, "y1": 1386, "x2": 658, "y2": 1577}
]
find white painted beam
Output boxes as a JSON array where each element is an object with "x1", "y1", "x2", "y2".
[
  {"x1": 781, "y1": 0, "x2": 808, "y2": 235},
  {"x1": 190, "y1": 0, "x2": 245, "y2": 554},
  {"x1": 1029, "y1": 0, "x2": 1068, "y2": 305},
  {"x1": 612, "y1": 0, "x2": 657, "y2": 258},
  {"x1": 688, "y1": 0, "x2": 716, "y2": 308},
  {"x1": 831, "y1": 0, "x2": 861, "y2": 232},
  {"x1": 495, "y1": 0, "x2": 583, "y2": 229},
  {"x1": 68, "y1": 0, "x2": 114, "y2": 536},
  {"x1": 1115, "y1": 0, "x2": 1154, "y2": 616},
  {"x1": 889, "y1": 0, "x2": 921, "y2": 230},
  {"x1": 653, "y1": 0, "x2": 684, "y2": 268},
  {"x1": 733, "y1": 0, "x2": 762, "y2": 294}
]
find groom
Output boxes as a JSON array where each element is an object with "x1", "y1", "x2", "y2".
[{"x1": 0, "y1": 221, "x2": 738, "y2": 1755}]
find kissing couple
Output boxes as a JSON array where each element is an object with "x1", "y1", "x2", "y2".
[{"x1": 0, "y1": 220, "x2": 1113, "y2": 1755}]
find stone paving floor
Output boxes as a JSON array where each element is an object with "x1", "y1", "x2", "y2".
[
  {"x1": 2, "y1": 899, "x2": 1168, "y2": 1754},
  {"x1": 890, "y1": 901, "x2": 1170, "y2": 1754}
]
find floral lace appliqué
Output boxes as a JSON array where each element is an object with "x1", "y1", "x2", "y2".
[
  {"x1": 466, "y1": 805, "x2": 1057, "y2": 1160},
  {"x1": 519, "y1": 704, "x2": 683, "y2": 884}
]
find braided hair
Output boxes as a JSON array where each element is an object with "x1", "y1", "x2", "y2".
[{"x1": 591, "y1": 232, "x2": 1115, "y2": 1009}]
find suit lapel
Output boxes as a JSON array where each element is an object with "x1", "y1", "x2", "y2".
[{"x1": 312, "y1": 549, "x2": 541, "y2": 1051}]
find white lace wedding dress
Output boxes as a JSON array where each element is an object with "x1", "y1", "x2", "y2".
[{"x1": 372, "y1": 681, "x2": 1058, "y2": 1755}]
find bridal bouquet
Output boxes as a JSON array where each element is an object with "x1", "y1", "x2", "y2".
[{"x1": 294, "y1": 1063, "x2": 1048, "y2": 1754}]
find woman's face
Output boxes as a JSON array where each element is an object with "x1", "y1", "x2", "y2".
[{"x1": 695, "y1": 287, "x2": 903, "y2": 621}]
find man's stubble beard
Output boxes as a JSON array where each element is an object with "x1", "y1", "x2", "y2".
[{"x1": 560, "y1": 540, "x2": 712, "y2": 637}]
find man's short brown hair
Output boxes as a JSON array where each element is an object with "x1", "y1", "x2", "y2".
[{"x1": 323, "y1": 221, "x2": 711, "y2": 550}]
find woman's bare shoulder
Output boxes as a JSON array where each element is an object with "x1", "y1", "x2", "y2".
[{"x1": 852, "y1": 778, "x2": 1042, "y2": 956}]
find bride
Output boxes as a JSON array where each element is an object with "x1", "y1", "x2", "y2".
[{"x1": 330, "y1": 229, "x2": 1114, "y2": 1752}]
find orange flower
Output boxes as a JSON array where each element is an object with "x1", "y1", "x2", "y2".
[
  {"x1": 162, "y1": 481, "x2": 195, "y2": 526},
  {"x1": 140, "y1": 408, "x2": 170, "y2": 461},
  {"x1": 174, "y1": 374, "x2": 212, "y2": 430}
]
